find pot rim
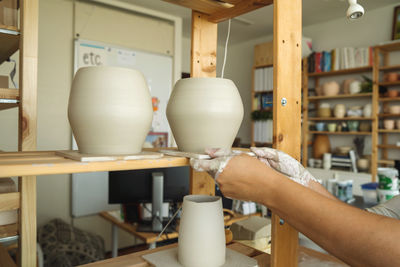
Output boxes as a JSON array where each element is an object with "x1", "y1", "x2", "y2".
[{"x1": 183, "y1": 195, "x2": 221, "y2": 203}]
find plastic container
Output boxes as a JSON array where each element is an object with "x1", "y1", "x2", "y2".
[
  {"x1": 377, "y1": 168, "x2": 399, "y2": 190},
  {"x1": 361, "y1": 182, "x2": 378, "y2": 205},
  {"x1": 377, "y1": 189, "x2": 399, "y2": 204}
]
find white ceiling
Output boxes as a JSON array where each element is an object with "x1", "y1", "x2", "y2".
[{"x1": 119, "y1": 0, "x2": 399, "y2": 44}]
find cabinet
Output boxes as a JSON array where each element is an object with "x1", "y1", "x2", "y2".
[
  {"x1": 373, "y1": 42, "x2": 400, "y2": 169},
  {"x1": 0, "y1": 0, "x2": 305, "y2": 266},
  {"x1": 251, "y1": 41, "x2": 273, "y2": 147},
  {"x1": 0, "y1": 0, "x2": 38, "y2": 266}
]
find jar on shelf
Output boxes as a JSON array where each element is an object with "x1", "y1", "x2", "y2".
[{"x1": 333, "y1": 104, "x2": 346, "y2": 118}]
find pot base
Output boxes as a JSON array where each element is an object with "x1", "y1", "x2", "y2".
[
  {"x1": 56, "y1": 150, "x2": 163, "y2": 162},
  {"x1": 143, "y1": 247, "x2": 258, "y2": 267}
]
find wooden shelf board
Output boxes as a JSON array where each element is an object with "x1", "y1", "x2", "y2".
[
  {"x1": 162, "y1": 0, "x2": 272, "y2": 23},
  {"x1": 254, "y1": 142, "x2": 273, "y2": 146},
  {"x1": 0, "y1": 103, "x2": 18, "y2": 111},
  {"x1": 0, "y1": 88, "x2": 19, "y2": 100},
  {"x1": 0, "y1": 30, "x2": 19, "y2": 65},
  {"x1": 254, "y1": 90, "x2": 273, "y2": 94},
  {"x1": 379, "y1": 81, "x2": 400, "y2": 87},
  {"x1": 0, "y1": 150, "x2": 190, "y2": 178},
  {"x1": 379, "y1": 65, "x2": 400, "y2": 71},
  {"x1": 375, "y1": 42, "x2": 400, "y2": 52},
  {"x1": 308, "y1": 93, "x2": 372, "y2": 101},
  {"x1": 255, "y1": 63, "x2": 273, "y2": 68},
  {"x1": 0, "y1": 223, "x2": 18, "y2": 239},
  {"x1": 378, "y1": 159, "x2": 395, "y2": 165},
  {"x1": 379, "y1": 97, "x2": 400, "y2": 102},
  {"x1": 378, "y1": 129, "x2": 400, "y2": 133},
  {"x1": 308, "y1": 66, "x2": 372, "y2": 77},
  {"x1": 378, "y1": 113, "x2": 400, "y2": 118},
  {"x1": 309, "y1": 131, "x2": 371, "y2": 135},
  {"x1": 377, "y1": 145, "x2": 400, "y2": 149},
  {"x1": 308, "y1": 117, "x2": 373, "y2": 121}
]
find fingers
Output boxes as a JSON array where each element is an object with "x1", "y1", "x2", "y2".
[
  {"x1": 205, "y1": 148, "x2": 232, "y2": 158},
  {"x1": 190, "y1": 156, "x2": 233, "y2": 179},
  {"x1": 250, "y1": 147, "x2": 278, "y2": 160}
]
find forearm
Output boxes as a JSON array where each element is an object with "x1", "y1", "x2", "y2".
[
  {"x1": 263, "y1": 171, "x2": 400, "y2": 267},
  {"x1": 307, "y1": 179, "x2": 338, "y2": 201}
]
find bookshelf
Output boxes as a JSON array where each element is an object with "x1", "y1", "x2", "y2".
[{"x1": 251, "y1": 41, "x2": 274, "y2": 147}]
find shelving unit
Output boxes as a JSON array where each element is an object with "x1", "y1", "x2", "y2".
[
  {"x1": 251, "y1": 41, "x2": 273, "y2": 147},
  {"x1": 373, "y1": 42, "x2": 400, "y2": 170},
  {"x1": 301, "y1": 58, "x2": 376, "y2": 177}
]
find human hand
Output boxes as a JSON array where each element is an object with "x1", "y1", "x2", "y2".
[
  {"x1": 250, "y1": 147, "x2": 318, "y2": 187},
  {"x1": 189, "y1": 148, "x2": 234, "y2": 179}
]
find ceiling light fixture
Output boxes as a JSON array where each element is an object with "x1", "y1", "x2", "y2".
[{"x1": 347, "y1": 0, "x2": 364, "y2": 20}]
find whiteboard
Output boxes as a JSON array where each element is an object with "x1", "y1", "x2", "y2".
[{"x1": 71, "y1": 39, "x2": 173, "y2": 217}]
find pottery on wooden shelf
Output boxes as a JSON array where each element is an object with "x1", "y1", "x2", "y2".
[
  {"x1": 68, "y1": 66, "x2": 153, "y2": 155},
  {"x1": 387, "y1": 90, "x2": 398, "y2": 98},
  {"x1": 384, "y1": 120, "x2": 395, "y2": 130},
  {"x1": 178, "y1": 195, "x2": 225, "y2": 267},
  {"x1": 349, "y1": 80, "x2": 361, "y2": 95},
  {"x1": 389, "y1": 105, "x2": 400, "y2": 114},
  {"x1": 334, "y1": 104, "x2": 346, "y2": 118},
  {"x1": 348, "y1": 120, "x2": 360, "y2": 132},
  {"x1": 385, "y1": 72, "x2": 399, "y2": 82},
  {"x1": 357, "y1": 158, "x2": 369, "y2": 172},
  {"x1": 343, "y1": 79, "x2": 356, "y2": 94},
  {"x1": 359, "y1": 122, "x2": 371, "y2": 132},
  {"x1": 322, "y1": 81, "x2": 340, "y2": 96},
  {"x1": 397, "y1": 120, "x2": 400, "y2": 129},
  {"x1": 327, "y1": 123, "x2": 337, "y2": 132},
  {"x1": 363, "y1": 104, "x2": 372, "y2": 117},
  {"x1": 313, "y1": 135, "x2": 331, "y2": 159},
  {"x1": 167, "y1": 78, "x2": 244, "y2": 153}
]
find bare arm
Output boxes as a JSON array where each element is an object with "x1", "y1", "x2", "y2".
[{"x1": 217, "y1": 155, "x2": 400, "y2": 267}]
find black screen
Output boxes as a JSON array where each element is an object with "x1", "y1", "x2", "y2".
[{"x1": 108, "y1": 166, "x2": 190, "y2": 204}]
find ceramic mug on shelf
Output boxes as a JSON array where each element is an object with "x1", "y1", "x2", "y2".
[
  {"x1": 327, "y1": 123, "x2": 337, "y2": 132},
  {"x1": 315, "y1": 122, "x2": 326, "y2": 132},
  {"x1": 347, "y1": 120, "x2": 359, "y2": 132},
  {"x1": 334, "y1": 104, "x2": 346, "y2": 118},
  {"x1": 384, "y1": 120, "x2": 395, "y2": 130}
]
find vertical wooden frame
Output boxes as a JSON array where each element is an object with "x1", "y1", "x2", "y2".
[
  {"x1": 18, "y1": 0, "x2": 38, "y2": 266},
  {"x1": 301, "y1": 59, "x2": 309, "y2": 166},
  {"x1": 189, "y1": 11, "x2": 217, "y2": 195},
  {"x1": 271, "y1": 0, "x2": 302, "y2": 266},
  {"x1": 371, "y1": 47, "x2": 380, "y2": 182}
]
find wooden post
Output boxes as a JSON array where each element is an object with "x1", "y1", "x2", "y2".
[
  {"x1": 271, "y1": 0, "x2": 302, "y2": 266},
  {"x1": 371, "y1": 47, "x2": 380, "y2": 181},
  {"x1": 189, "y1": 11, "x2": 217, "y2": 195},
  {"x1": 18, "y1": 0, "x2": 38, "y2": 266},
  {"x1": 301, "y1": 59, "x2": 309, "y2": 166}
]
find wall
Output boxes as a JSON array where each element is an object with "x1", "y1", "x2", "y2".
[{"x1": 222, "y1": 3, "x2": 400, "y2": 150}]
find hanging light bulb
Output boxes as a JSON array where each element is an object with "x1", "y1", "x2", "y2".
[{"x1": 347, "y1": 0, "x2": 364, "y2": 20}]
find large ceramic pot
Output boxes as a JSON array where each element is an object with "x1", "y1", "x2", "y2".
[
  {"x1": 167, "y1": 78, "x2": 244, "y2": 153},
  {"x1": 322, "y1": 81, "x2": 340, "y2": 96},
  {"x1": 68, "y1": 66, "x2": 153, "y2": 155},
  {"x1": 313, "y1": 135, "x2": 331, "y2": 159},
  {"x1": 178, "y1": 195, "x2": 225, "y2": 267},
  {"x1": 334, "y1": 104, "x2": 346, "y2": 118}
]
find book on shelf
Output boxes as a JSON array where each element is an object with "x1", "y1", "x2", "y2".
[
  {"x1": 308, "y1": 46, "x2": 373, "y2": 73},
  {"x1": 254, "y1": 66, "x2": 273, "y2": 92},
  {"x1": 253, "y1": 120, "x2": 273, "y2": 143}
]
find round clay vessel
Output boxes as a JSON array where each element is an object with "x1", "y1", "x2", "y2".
[
  {"x1": 384, "y1": 120, "x2": 395, "y2": 130},
  {"x1": 357, "y1": 158, "x2": 369, "y2": 172},
  {"x1": 385, "y1": 72, "x2": 398, "y2": 82},
  {"x1": 334, "y1": 104, "x2": 346, "y2": 118},
  {"x1": 363, "y1": 104, "x2": 372, "y2": 117},
  {"x1": 167, "y1": 78, "x2": 244, "y2": 153},
  {"x1": 389, "y1": 105, "x2": 400, "y2": 114},
  {"x1": 178, "y1": 195, "x2": 225, "y2": 267},
  {"x1": 313, "y1": 135, "x2": 331, "y2": 159},
  {"x1": 68, "y1": 66, "x2": 153, "y2": 154},
  {"x1": 322, "y1": 81, "x2": 340, "y2": 96},
  {"x1": 349, "y1": 80, "x2": 361, "y2": 94},
  {"x1": 387, "y1": 90, "x2": 398, "y2": 98}
]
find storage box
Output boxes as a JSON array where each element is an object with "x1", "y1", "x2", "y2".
[
  {"x1": 0, "y1": 75, "x2": 8, "y2": 88},
  {"x1": 231, "y1": 216, "x2": 271, "y2": 241},
  {"x1": 0, "y1": 0, "x2": 18, "y2": 27}
]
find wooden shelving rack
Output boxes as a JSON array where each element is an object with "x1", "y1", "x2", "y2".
[{"x1": 0, "y1": 0, "x2": 322, "y2": 266}]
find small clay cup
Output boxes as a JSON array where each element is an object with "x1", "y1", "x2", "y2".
[
  {"x1": 387, "y1": 90, "x2": 398, "y2": 98},
  {"x1": 384, "y1": 120, "x2": 395, "y2": 130},
  {"x1": 385, "y1": 72, "x2": 399, "y2": 83}
]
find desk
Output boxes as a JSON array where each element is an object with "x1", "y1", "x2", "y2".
[{"x1": 99, "y1": 210, "x2": 261, "y2": 257}]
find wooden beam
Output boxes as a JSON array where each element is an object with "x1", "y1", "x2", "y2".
[
  {"x1": 190, "y1": 11, "x2": 217, "y2": 77},
  {"x1": 189, "y1": 10, "x2": 217, "y2": 196},
  {"x1": 371, "y1": 47, "x2": 380, "y2": 182},
  {"x1": 301, "y1": 59, "x2": 309, "y2": 167},
  {"x1": 0, "y1": 88, "x2": 19, "y2": 100},
  {"x1": 208, "y1": 0, "x2": 272, "y2": 23},
  {"x1": 271, "y1": 0, "x2": 302, "y2": 266},
  {"x1": 18, "y1": 1, "x2": 38, "y2": 266}
]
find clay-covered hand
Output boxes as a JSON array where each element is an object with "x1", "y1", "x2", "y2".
[
  {"x1": 250, "y1": 147, "x2": 318, "y2": 187},
  {"x1": 189, "y1": 148, "x2": 235, "y2": 179}
]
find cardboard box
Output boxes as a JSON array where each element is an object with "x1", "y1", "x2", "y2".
[
  {"x1": 0, "y1": 75, "x2": 8, "y2": 88},
  {"x1": 0, "y1": 0, "x2": 18, "y2": 27},
  {"x1": 231, "y1": 216, "x2": 271, "y2": 241}
]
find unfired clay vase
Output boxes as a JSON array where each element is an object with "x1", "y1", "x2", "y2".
[
  {"x1": 384, "y1": 120, "x2": 395, "y2": 130},
  {"x1": 68, "y1": 66, "x2": 153, "y2": 154},
  {"x1": 385, "y1": 72, "x2": 399, "y2": 82},
  {"x1": 334, "y1": 104, "x2": 346, "y2": 118},
  {"x1": 313, "y1": 135, "x2": 331, "y2": 159},
  {"x1": 178, "y1": 195, "x2": 225, "y2": 267},
  {"x1": 349, "y1": 80, "x2": 361, "y2": 94},
  {"x1": 322, "y1": 81, "x2": 340, "y2": 96},
  {"x1": 167, "y1": 78, "x2": 244, "y2": 153},
  {"x1": 363, "y1": 104, "x2": 372, "y2": 117}
]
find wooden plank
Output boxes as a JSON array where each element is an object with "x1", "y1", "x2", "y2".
[
  {"x1": 0, "y1": 192, "x2": 20, "y2": 212},
  {"x1": 0, "y1": 31, "x2": 19, "y2": 65},
  {"x1": 163, "y1": 0, "x2": 230, "y2": 15},
  {"x1": 190, "y1": 11, "x2": 217, "y2": 77},
  {"x1": 272, "y1": 0, "x2": 302, "y2": 265},
  {"x1": 302, "y1": 59, "x2": 309, "y2": 166},
  {"x1": 0, "y1": 89, "x2": 19, "y2": 100},
  {"x1": 0, "y1": 224, "x2": 18, "y2": 239},
  {"x1": 254, "y1": 41, "x2": 273, "y2": 67},
  {"x1": 308, "y1": 66, "x2": 372, "y2": 77},
  {"x1": 0, "y1": 103, "x2": 18, "y2": 111},
  {"x1": 308, "y1": 93, "x2": 372, "y2": 101},
  {"x1": 309, "y1": 131, "x2": 371, "y2": 135},
  {"x1": 371, "y1": 47, "x2": 380, "y2": 182},
  {"x1": 0, "y1": 152, "x2": 190, "y2": 178},
  {"x1": 374, "y1": 42, "x2": 400, "y2": 52},
  {"x1": 379, "y1": 97, "x2": 400, "y2": 102},
  {"x1": 308, "y1": 117, "x2": 373, "y2": 121},
  {"x1": 378, "y1": 129, "x2": 400, "y2": 133},
  {"x1": 0, "y1": 243, "x2": 17, "y2": 267},
  {"x1": 208, "y1": 0, "x2": 272, "y2": 23},
  {"x1": 379, "y1": 81, "x2": 400, "y2": 87},
  {"x1": 379, "y1": 64, "x2": 400, "y2": 71},
  {"x1": 377, "y1": 144, "x2": 400, "y2": 149},
  {"x1": 378, "y1": 113, "x2": 400, "y2": 118},
  {"x1": 189, "y1": 170, "x2": 215, "y2": 195},
  {"x1": 378, "y1": 159, "x2": 395, "y2": 165}
]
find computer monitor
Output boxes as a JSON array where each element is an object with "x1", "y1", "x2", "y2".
[{"x1": 108, "y1": 166, "x2": 189, "y2": 232}]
